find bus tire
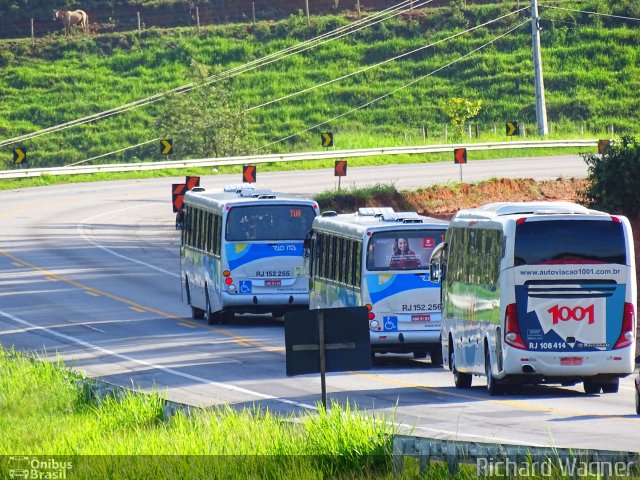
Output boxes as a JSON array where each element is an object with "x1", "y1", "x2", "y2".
[
  {"x1": 220, "y1": 310, "x2": 234, "y2": 325},
  {"x1": 601, "y1": 379, "x2": 619, "y2": 394},
  {"x1": 205, "y1": 290, "x2": 219, "y2": 325},
  {"x1": 583, "y1": 378, "x2": 601, "y2": 394},
  {"x1": 186, "y1": 278, "x2": 204, "y2": 319},
  {"x1": 430, "y1": 348, "x2": 443, "y2": 367},
  {"x1": 485, "y1": 348, "x2": 501, "y2": 396},
  {"x1": 636, "y1": 385, "x2": 640, "y2": 415},
  {"x1": 451, "y1": 349, "x2": 472, "y2": 389}
]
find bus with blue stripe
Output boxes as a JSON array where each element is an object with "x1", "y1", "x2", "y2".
[
  {"x1": 179, "y1": 184, "x2": 319, "y2": 324},
  {"x1": 429, "y1": 201, "x2": 637, "y2": 395},
  {"x1": 308, "y1": 208, "x2": 448, "y2": 363}
]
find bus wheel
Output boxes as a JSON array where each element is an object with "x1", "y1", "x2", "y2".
[
  {"x1": 205, "y1": 291, "x2": 219, "y2": 325},
  {"x1": 583, "y1": 379, "x2": 601, "y2": 394},
  {"x1": 601, "y1": 379, "x2": 619, "y2": 394},
  {"x1": 413, "y1": 350, "x2": 427, "y2": 359},
  {"x1": 220, "y1": 310, "x2": 234, "y2": 325},
  {"x1": 186, "y1": 279, "x2": 204, "y2": 319},
  {"x1": 636, "y1": 386, "x2": 640, "y2": 415},
  {"x1": 451, "y1": 350, "x2": 472, "y2": 389},
  {"x1": 485, "y1": 349, "x2": 501, "y2": 396},
  {"x1": 430, "y1": 348, "x2": 443, "y2": 367}
]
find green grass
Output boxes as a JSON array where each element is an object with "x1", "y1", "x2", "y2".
[
  {"x1": 2, "y1": 323, "x2": 637, "y2": 478},
  {"x1": 0, "y1": 1, "x2": 638, "y2": 170},
  {"x1": 1, "y1": 347, "x2": 466, "y2": 479}
]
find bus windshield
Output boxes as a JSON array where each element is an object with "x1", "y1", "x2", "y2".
[
  {"x1": 514, "y1": 219, "x2": 626, "y2": 266},
  {"x1": 366, "y1": 230, "x2": 442, "y2": 271},
  {"x1": 226, "y1": 205, "x2": 316, "y2": 241}
]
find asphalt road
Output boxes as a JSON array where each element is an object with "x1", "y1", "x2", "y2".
[{"x1": 1, "y1": 156, "x2": 639, "y2": 452}]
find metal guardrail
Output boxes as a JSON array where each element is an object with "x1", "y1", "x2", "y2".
[
  {"x1": 392, "y1": 434, "x2": 640, "y2": 475},
  {"x1": 0, "y1": 140, "x2": 597, "y2": 180}
]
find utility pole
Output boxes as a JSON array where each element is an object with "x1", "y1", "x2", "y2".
[{"x1": 531, "y1": 0, "x2": 548, "y2": 135}]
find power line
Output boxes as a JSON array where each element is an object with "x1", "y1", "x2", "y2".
[
  {"x1": 0, "y1": 0, "x2": 429, "y2": 149},
  {"x1": 539, "y1": 5, "x2": 640, "y2": 22},
  {"x1": 247, "y1": 7, "x2": 528, "y2": 112},
  {"x1": 70, "y1": 4, "x2": 527, "y2": 166},
  {"x1": 259, "y1": 19, "x2": 531, "y2": 151}
]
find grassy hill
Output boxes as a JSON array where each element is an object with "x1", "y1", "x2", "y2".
[{"x1": 1, "y1": 0, "x2": 639, "y2": 169}]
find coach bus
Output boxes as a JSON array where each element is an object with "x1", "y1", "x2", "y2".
[
  {"x1": 429, "y1": 201, "x2": 637, "y2": 395},
  {"x1": 179, "y1": 184, "x2": 319, "y2": 324},
  {"x1": 308, "y1": 207, "x2": 448, "y2": 363}
]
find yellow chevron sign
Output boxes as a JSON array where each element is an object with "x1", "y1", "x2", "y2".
[
  {"x1": 506, "y1": 122, "x2": 518, "y2": 136},
  {"x1": 13, "y1": 147, "x2": 26, "y2": 165},
  {"x1": 321, "y1": 132, "x2": 333, "y2": 148},
  {"x1": 160, "y1": 139, "x2": 173, "y2": 155}
]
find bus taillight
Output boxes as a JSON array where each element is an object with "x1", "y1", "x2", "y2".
[
  {"x1": 613, "y1": 302, "x2": 635, "y2": 349},
  {"x1": 225, "y1": 277, "x2": 233, "y2": 285},
  {"x1": 223, "y1": 270, "x2": 231, "y2": 277},
  {"x1": 504, "y1": 303, "x2": 527, "y2": 350}
]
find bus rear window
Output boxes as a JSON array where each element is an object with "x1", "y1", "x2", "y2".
[
  {"x1": 514, "y1": 219, "x2": 626, "y2": 266},
  {"x1": 226, "y1": 205, "x2": 316, "y2": 241},
  {"x1": 367, "y1": 230, "x2": 444, "y2": 271}
]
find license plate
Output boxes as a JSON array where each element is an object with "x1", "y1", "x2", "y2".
[
  {"x1": 411, "y1": 314, "x2": 431, "y2": 322},
  {"x1": 265, "y1": 279, "x2": 281, "y2": 287},
  {"x1": 560, "y1": 357, "x2": 582, "y2": 366}
]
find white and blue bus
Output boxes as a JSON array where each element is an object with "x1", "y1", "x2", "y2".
[
  {"x1": 429, "y1": 201, "x2": 637, "y2": 394},
  {"x1": 179, "y1": 184, "x2": 319, "y2": 324},
  {"x1": 308, "y1": 208, "x2": 448, "y2": 363}
]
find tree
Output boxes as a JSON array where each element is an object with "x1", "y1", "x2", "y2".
[
  {"x1": 155, "y1": 60, "x2": 254, "y2": 159},
  {"x1": 581, "y1": 136, "x2": 640, "y2": 218},
  {"x1": 442, "y1": 97, "x2": 482, "y2": 140}
]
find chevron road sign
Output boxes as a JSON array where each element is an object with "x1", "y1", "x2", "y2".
[
  {"x1": 160, "y1": 139, "x2": 173, "y2": 155},
  {"x1": 506, "y1": 122, "x2": 518, "y2": 136},
  {"x1": 13, "y1": 147, "x2": 26, "y2": 165},
  {"x1": 243, "y1": 165, "x2": 256, "y2": 183},
  {"x1": 321, "y1": 132, "x2": 334, "y2": 148}
]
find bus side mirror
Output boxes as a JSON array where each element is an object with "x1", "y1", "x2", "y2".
[
  {"x1": 430, "y1": 263, "x2": 441, "y2": 283},
  {"x1": 175, "y1": 211, "x2": 184, "y2": 230},
  {"x1": 428, "y1": 241, "x2": 447, "y2": 283},
  {"x1": 303, "y1": 235, "x2": 312, "y2": 258}
]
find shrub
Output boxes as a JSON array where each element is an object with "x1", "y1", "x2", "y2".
[{"x1": 581, "y1": 136, "x2": 640, "y2": 218}]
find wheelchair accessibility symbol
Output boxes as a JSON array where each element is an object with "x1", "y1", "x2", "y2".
[
  {"x1": 239, "y1": 281, "x2": 252, "y2": 294},
  {"x1": 383, "y1": 316, "x2": 398, "y2": 332}
]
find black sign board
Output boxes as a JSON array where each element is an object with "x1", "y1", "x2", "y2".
[{"x1": 284, "y1": 307, "x2": 371, "y2": 377}]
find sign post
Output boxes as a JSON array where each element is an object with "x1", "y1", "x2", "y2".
[
  {"x1": 285, "y1": 307, "x2": 370, "y2": 409},
  {"x1": 453, "y1": 148, "x2": 467, "y2": 183},
  {"x1": 334, "y1": 160, "x2": 347, "y2": 191},
  {"x1": 597, "y1": 139, "x2": 610, "y2": 155}
]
